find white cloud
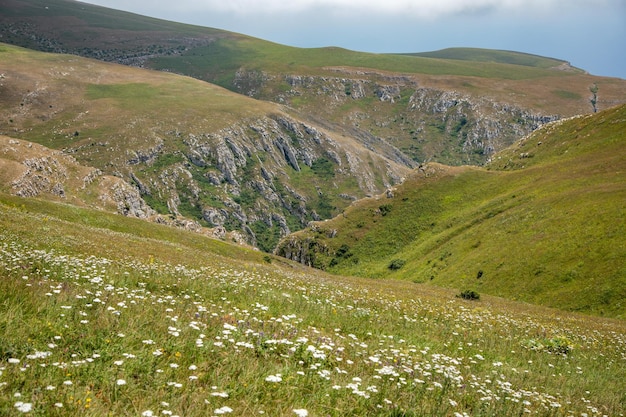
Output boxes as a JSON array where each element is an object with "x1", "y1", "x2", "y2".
[
  {"x1": 76, "y1": 0, "x2": 626, "y2": 78},
  {"x1": 129, "y1": 0, "x2": 619, "y2": 18}
]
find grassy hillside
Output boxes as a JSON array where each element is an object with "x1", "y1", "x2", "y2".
[
  {"x1": 2, "y1": 191, "x2": 626, "y2": 415},
  {"x1": 276, "y1": 105, "x2": 626, "y2": 318},
  {"x1": 3, "y1": 0, "x2": 626, "y2": 169},
  {"x1": 409, "y1": 48, "x2": 578, "y2": 69},
  {"x1": 149, "y1": 39, "x2": 577, "y2": 84}
]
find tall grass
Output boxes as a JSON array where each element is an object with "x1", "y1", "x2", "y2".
[{"x1": 1, "y1": 195, "x2": 625, "y2": 416}]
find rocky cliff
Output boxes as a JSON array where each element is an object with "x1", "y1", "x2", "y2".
[
  {"x1": 123, "y1": 113, "x2": 410, "y2": 250},
  {"x1": 0, "y1": 136, "x2": 154, "y2": 218},
  {"x1": 233, "y1": 69, "x2": 561, "y2": 166}
]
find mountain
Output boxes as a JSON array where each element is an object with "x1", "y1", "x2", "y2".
[
  {"x1": 0, "y1": 43, "x2": 412, "y2": 250},
  {"x1": 3, "y1": 0, "x2": 626, "y2": 164},
  {"x1": 276, "y1": 104, "x2": 626, "y2": 318},
  {"x1": 2, "y1": 0, "x2": 626, "y2": 252}
]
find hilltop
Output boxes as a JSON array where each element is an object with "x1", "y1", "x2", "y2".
[{"x1": 276, "y1": 104, "x2": 626, "y2": 318}]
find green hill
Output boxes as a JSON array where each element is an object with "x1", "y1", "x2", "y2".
[
  {"x1": 408, "y1": 47, "x2": 579, "y2": 70},
  {"x1": 276, "y1": 104, "x2": 626, "y2": 318},
  {"x1": 0, "y1": 43, "x2": 414, "y2": 250}
]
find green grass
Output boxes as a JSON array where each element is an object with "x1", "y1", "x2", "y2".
[
  {"x1": 277, "y1": 105, "x2": 626, "y2": 318},
  {"x1": 408, "y1": 48, "x2": 578, "y2": 70},
  {"x1": 1, "y1": 192, "x2": 626, "y2": 416}
]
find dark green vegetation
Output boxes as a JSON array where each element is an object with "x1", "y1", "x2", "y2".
[{"x1": 276, "y1": 105, "x2": 626, "y2": 318}]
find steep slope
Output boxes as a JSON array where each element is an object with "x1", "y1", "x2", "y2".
[
  {"x1": 276, "y1": 104, "x2": 626, "y2": 318},
  {"x1": 3, "y1": 0, "x2": 626, "y2": 166},
  {"x1": 0, "y1": 44, "x2": 409, "y2": 250}
]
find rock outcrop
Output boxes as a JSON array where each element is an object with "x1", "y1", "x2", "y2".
[
  {"x1": 0, "y1": 136, "x2": 154, "y2": 219},
  {"x1": 121, "y1": 113, "x2": 410, "y2": 250},
  {"x1": 232, "y1": 69, "x2": 562, "y2": 166}
]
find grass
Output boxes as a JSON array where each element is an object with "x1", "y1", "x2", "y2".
[
  {"x1": 150, "y1": 38, "x2": 579, "y2": 88},
  {"x1": 1, "y1": 192, "x2": 626, "y2": 416},
  {"x1": 408, "y1": 48, "x2": 578, "y2": 70},
  {"x1": 276, "y1": 105, "x2": 626, "y2": 318}
]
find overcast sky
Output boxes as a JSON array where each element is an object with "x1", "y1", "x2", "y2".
[{"x1": 81, "y1": 0, "x2": 625, "y2": 79}]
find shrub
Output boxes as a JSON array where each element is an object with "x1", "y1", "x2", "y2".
[
  {"x1": 336, "y1": 244, "x2": 351, "y2": 257},
  {"x1": 311, "y1": 157, "x2": 335, "y2": 179},
  {"x1": 457, "y1": 289, "x2": 480, "y2": 300},
  {"x1": 388, "y1": 259, "x2": 406, "y2": 270},
  {"x1": 379, "y1": 204, "x2": 392, "y2": 216}
]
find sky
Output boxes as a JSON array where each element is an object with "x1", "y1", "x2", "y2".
[{"x1": 81, "y1": 0, "x2": 626, "y2": 79}]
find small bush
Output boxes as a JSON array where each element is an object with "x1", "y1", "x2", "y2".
[
  {"x1": 457, "y1": 289, "x2": 480, "y2": 300},
  {"x1": 336, "y1": 244, "x2": 351, "y2": 257},
  {"x1": 379, "y1": 204, "x2": 392, "y2": 216},
  {"x1": 388, "y1": 259, "x2": 406, "y2": 270}
]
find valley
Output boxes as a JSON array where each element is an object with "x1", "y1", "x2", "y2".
[{"x1": 0, "y1": 1, "x2": 625, "y2": 413}]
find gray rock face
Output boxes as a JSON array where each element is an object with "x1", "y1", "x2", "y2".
[
  {"x1": 2, "y1": 138, "x2": 155, "y2": 219},
  {"x1": 12, "y1": 156, "x2": 68, "y2": 198},
  {"x1": 117, "y1": 112, "x2": 409, "y2": 250},
  {"x1": 234, "y1": 69, "x2": 561, "y2": 165},
  {"x1": 273, "y1": 235, "x2": 329, "y2": 268},
  {"x1": 111, "y1": 181, "x2": 155, "y2": 218}
]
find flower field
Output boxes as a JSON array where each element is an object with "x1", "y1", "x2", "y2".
[
  {"x1": 0, "y1": 231, "x2": 626, "y2": 416},
  {"x1": 1, "y1": 203, "x2": 625, "y2": 416}
]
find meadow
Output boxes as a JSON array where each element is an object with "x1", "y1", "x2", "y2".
[{"x1": 1, "y1": 196, "x2": 625, "y2": 416}]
